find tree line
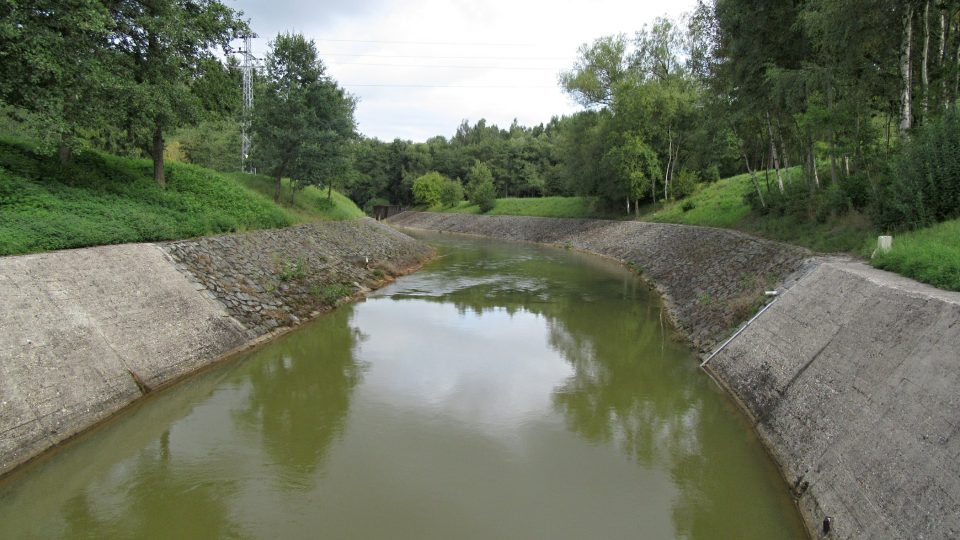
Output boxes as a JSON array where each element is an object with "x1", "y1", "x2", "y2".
[
  {"x1": 348, "y1": 0, "x2": 960, "y2": 234},
  {"x1": 0, "y1": 1, "x2": 357, "y2": 203},
  {"x1": 0, "y1": 0, "x2": 248, "y2": 185},
  {"x1": 4, "y1": 1, "x2": 959, "y2": 234}
]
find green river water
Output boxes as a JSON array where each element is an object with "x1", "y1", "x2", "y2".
[{"x1": 0, "y1": 233, "x2": 806, "y2": 539}]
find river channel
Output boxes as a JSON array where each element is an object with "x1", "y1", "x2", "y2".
[{"x1": 0, "y1": 233, "x2": 806, "y2": 539}]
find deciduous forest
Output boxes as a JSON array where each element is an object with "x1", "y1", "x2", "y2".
[{"x1": 2, "y1": 1, "x2": 960, "y2": 287}]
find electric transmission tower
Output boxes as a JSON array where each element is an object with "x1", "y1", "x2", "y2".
[{"x1": 240, "y1": 35, "x2": 254, "y2": 173}]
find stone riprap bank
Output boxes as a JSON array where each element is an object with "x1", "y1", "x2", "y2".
[
  {"x1": 389, "y1": 212, "x2": 809, "y2": 351},
  {"x1": 0, "y1": 219, "x2": 431, "y2": 476},
  {"x1": 389, "y1": 211, "x2": 960, "y2": 539}
]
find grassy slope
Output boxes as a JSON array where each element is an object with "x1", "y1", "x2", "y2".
[
  {"x1": 646, "y1": 169, "x2": 875, "y2": 253},
  {"x1": 442, "y1": 196, "x2": 622, "y2": 219},
  {"x1": 871, "y1": 219, "x2": 960, "y2": 291},
  {"x1": 434, "y1": 169, "x2": 957, "y2": 291},
  {"x1": 0, "y1": 139, "x2": 363, "y2": 256},
  {"x1": 228, "y1": 172, "x2": 364, "y2": 222}
]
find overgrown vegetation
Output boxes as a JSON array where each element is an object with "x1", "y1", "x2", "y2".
[
  {"x1": 312, "y1": 283, "x2": 355, "y2": 306},
  {"x1": 229, "y1": 172, "x2": 364, "y2": 222},
  {"x1": 446, "y1": 196, "x2": 604, "y2": 219},
  {"x1": 874, "y1": 109, "x2": 960, "y2": 231},
  {"x1": 0, "y1": 138, "x2": 360, "y2": 256},
  {"x1": 2, "y1": 1, "x2": 958, "y2": 292},
  {"x1": 871, "y1": 220, "x2": 960, "y2": 291}
]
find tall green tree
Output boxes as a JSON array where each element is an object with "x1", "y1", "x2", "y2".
[
  {"x1": 107, "y1": 0, "x2": 247, "y2": 186},
  {"x1": 252, "y1": 33, "x2": 356, "y2": 202},
  {"x1": 0, "y1": 0, "x2": 115, "y2": 161},
  {"x1": 559, "y1": 35, "x2": 632, "y2": 108}
]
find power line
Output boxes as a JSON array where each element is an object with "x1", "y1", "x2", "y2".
[
  {"x1": 342, "y1": 83, "x2": 558, "y2": 88},
  {"x1": 315, "y1": 38, "x2": 537, "y2": 47},
  {"x1": 328, "y1": 62, "x2": 561, "y2": 71},
  {"x1": 320, "y1": 52, "x2": 573, "y2": 61}
]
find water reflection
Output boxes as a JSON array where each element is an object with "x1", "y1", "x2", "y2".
[
  {"x1": 0, "y1": 233, "x2": 804, "y2": 539},
  {"x1": 232, "y1": 309, "x2": 366, "y2": 485},
  {"x1": 393, "y1": 234, "x2": 805, "y2": 539}
]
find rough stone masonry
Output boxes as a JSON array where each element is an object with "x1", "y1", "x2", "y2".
[{"x1": 0, "y1": 219, "x2": 432, "y2": 477}]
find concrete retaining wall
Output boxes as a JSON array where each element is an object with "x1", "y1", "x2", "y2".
[
  {"x1": 389, "y1": 211, "x2": 960, "y2": 539},
  {"x1": 708, "y1": 261, "x2": 960, "y2": 539},
  {"x1": 0, "y1": 219, "x2": 431, "y2": 476}
]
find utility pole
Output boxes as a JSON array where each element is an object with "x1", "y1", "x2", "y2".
[{"x1": 240, "y1": 34, "x2": 254, "y2": 173}]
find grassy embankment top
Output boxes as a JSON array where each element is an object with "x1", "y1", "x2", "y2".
[
  {"x1": 437, "y1": 171, "x2": 960, "y2": 292},
  {"x1": 0, "y1": 139, "x2": 363, "y2": 256}
]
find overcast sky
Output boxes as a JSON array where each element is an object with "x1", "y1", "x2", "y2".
[{"x1": 228, "y1": 0, "x2": 696, "y2": 142}]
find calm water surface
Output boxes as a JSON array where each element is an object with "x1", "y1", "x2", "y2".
[{"x1": 0, "y1": 233, "x2": 806, "y2": 539}]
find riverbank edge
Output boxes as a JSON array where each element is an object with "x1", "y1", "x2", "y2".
[
  {"x1": 0, "y1": 219, "x2": 434, "y2": 479},
  {"x1": 387, "y1": 211, "x2": 960, "y2": 540}
]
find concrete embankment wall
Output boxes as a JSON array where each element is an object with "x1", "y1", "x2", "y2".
[
  {"x1": 389, "y1": 211, "x2": 960, "y2": 539},
  {"x1": 0, "y1": 219, "x2": 432, "y2": 476},
  {"x1": 708, "y1": 261, "x2": 960, "y2": 539}
]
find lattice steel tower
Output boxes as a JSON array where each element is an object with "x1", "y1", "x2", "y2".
[{"x1": 240, "y1": 35, "x2": 254, "y2": 172}]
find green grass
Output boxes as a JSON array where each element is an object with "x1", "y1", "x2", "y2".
[
  {"x1": 737, "y1": 211, "x2": 875, "y2": 253},
  {"x1": 871, "y1": 220, "x2": 960, "y2": 291},
  {"x1": 435, "y1": 167, "x2": 957, "y2": 291},
  {"x1": 646, "y1": 172, "x2": 755, "y2": 228},
  {"x1": 441, "y1": 196, "x2": 617, "y2": 219},
  {"x1": 646, "y1": 169, "x2": 874, "y2": 253},
  {"x1": 0, "y1": 138, "x2": 361, "y2": 256},
  {"x1": 228, "y1": 172, "x2": 364, "y2": 222}
]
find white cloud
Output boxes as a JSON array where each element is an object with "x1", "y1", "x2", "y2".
[{"x1": 231, "y1": 0, "x2": 696, "y2": 141}]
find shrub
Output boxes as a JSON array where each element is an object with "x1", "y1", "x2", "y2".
[
  {"x1": 704, "y1": 165, "x2": 721, "y2": 183},
  {"x1": 673, "y1": 169, "x2": 699, "y2": 199},
  {"x1": 873, "y1": 109, "x2": 960, "y2": 231},
  {"x1": 312, "y1": 283, "x2": 355, "y2": 305},
  {"x1": 412, "y1": 171, "x2": 445, "y2": 207},
  {"x1": 439, "y1": 178, "x2": 464, "y2": 207},
  {"x1": 465, "y1": 161, "x2": 494, "y2": 201},
  {"x1": 472, "y1": 179, "x2": 497, "y2": 213}
]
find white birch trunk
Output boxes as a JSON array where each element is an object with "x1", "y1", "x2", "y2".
[
  {"x1": 766, "y1": 113, "x2": 785, "y2": 193},
  {"x1": 775, "y1": 115, "x2": 790, "y2": 177},
  {"x1": 664, "y1": 130, "x2": 673, "y2": 201},
  {"x1": 940, "y1": 9, "x2": 948, "y2": 109},
  {"x1": 807, "y1": 134, "x2": 820, "y2": 190},
  {"x1": 900, "y1": 3, "x2": 914, "y2": 135}
]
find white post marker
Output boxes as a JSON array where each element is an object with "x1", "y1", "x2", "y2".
[{"x1": 872, "y1": 235, "x2": 893, "y2": 258}]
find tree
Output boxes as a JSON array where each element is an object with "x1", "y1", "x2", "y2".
[
  {"x1": 439, "y1": 178, "x2": 465, "y2": 207},
  {"x1": 0, "y1": 0, "x2": 115, "y2": 162},
  {"x1": 472, "y1": 179, "x2": 497, "y2": 213},
  {"x1": 252, "y1": 33, "x2": 356, "y2": 202},
  {"x1": 559, "y1": 35, "x2": 632, "y2": 108},
  {"x1": 108, "y1": 0, "x2": 248, "y2": 185},
  {"x1": 465, "y1": 161, "x2": 495, "y2": 200},
  {"x1": 412, "y1": 171, "x2": 446, "y2": 206}
]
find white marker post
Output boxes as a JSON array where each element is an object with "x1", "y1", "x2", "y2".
[{"x1": 872, "y1": 235, "x2": 893, "y2": 258}]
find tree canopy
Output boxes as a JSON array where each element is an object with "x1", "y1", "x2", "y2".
[{"x1": 252, "y1": 33, "x2": 356, "y2": 202}]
